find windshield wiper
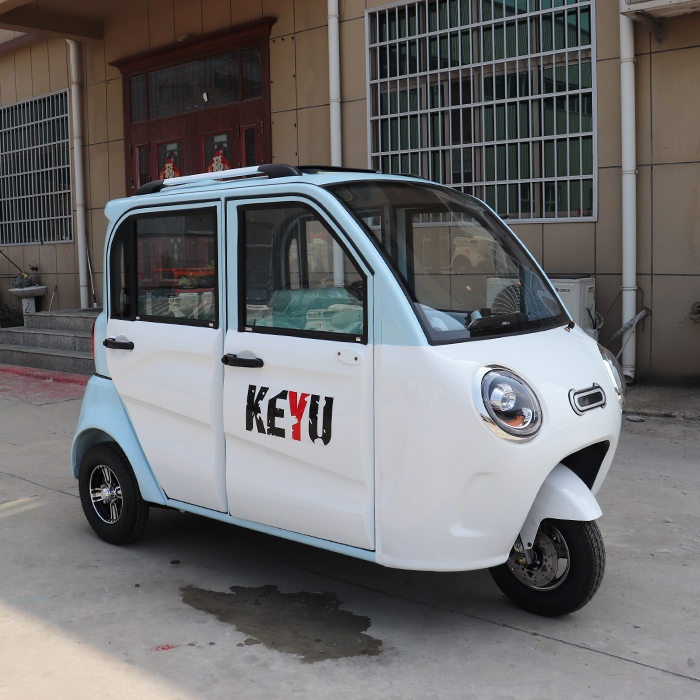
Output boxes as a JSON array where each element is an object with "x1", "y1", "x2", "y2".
[{"x1": 467, "y1": 313, "x2": 527, "y2": 333}]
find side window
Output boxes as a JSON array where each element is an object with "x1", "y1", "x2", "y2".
[
  {"x1": 109, "y1": 208, "x2": 218, "y2": 326},
  {"x1": 240, "y1": 204, "x2": 365, "y2": 340}
]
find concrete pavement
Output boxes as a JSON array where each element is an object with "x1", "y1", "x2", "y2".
[{"x1": 1, "y1": 376, "x2": 700, "y2": 699}]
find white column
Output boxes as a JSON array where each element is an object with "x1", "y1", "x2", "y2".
[
  {"x1": 619, "y1": 15, "x2": 637, "y2": 381},
  {"x1": 67, "y1": 39, "x2": 90, "y2": 309}
]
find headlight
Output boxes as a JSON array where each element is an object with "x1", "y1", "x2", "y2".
[
  {"x1": 598, "y1": 344, "x2": 626, "y2": 406},
  {"x1": 478, "y1": 368, "x2": 542, "y2": 440}
]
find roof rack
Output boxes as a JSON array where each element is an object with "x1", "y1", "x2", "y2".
[
  {"x1": 133, "y1": 163, "x2": 384, "y2": 196},
  {"x1": 134, "y1": 163, "x2": 302, "y2": 196}
]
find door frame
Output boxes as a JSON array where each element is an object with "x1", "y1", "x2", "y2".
[{"x1": 112, "y1": 18, "x2": 276, "y2": 195}]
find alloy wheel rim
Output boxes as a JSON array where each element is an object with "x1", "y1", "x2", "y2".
[
  {"x1": 507, "y1": 522, "x2": 570, "y2": 591},
  {"x1": 89, "y1": 465, "x2": 123, "y2": 524}
]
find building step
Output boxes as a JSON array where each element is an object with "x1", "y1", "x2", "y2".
[
  {"x1": 0, "y1": 344, "x2": 94, "y2": 376},
  {"x1": 0, "y1": 327, "x2": 92, "y2": 353},
  {"x1": 24, "y1": 308, "x2": 102, "y2": 333}
]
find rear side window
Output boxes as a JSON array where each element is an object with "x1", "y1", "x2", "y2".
[
  {"x1": 109, "y1": 208, "x2": 218, "y2": 327},
  {"x1": 239, "y1": 203, "x2": 366, "y2": 342}
]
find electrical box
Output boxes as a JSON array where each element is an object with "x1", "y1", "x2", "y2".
[{"x1": 551, "y1": 277, "x2": 597, "y2": 339}]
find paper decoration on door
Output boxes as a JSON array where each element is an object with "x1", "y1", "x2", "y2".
[
  {"x1": 159, "y1": 157, "x2": 182, "y2": 179},
  {"x1": 206, "y1": 149, "x2": 232, "y2": 172}
]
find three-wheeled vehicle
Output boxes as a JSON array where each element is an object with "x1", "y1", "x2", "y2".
[{"x1": 73, "y1": 164, "x2": 624, "y2": 616}]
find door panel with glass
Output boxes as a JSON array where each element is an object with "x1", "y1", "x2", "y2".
[
  {"x1": 222, "y1": 199, "x2": 375, "y2": 550},
  {"x1": 106, "y1": 205, "x2": 227, "y2": 512}
]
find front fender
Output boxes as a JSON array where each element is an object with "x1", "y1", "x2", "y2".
[
  {"x1": 71, "y1": 375, "x2": 167, "y2": 505},
  {"x1": 519, "y1": 464, "x2": 602, "y2": 548}
]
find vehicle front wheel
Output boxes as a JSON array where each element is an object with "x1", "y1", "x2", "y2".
[
  {"x1": 78, "y1": 442, "x2": 150, "y2": 545},
  {"x1": 489, "y1": 519, "x2": 605, "y2": 616}
]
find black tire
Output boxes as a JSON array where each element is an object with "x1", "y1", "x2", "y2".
[
  {"x1": 490, "y1": 519, "x2": 605, "y2": 617},
  {"x1": 78, "y1": 442, "x2": 150, "y2": 545}
]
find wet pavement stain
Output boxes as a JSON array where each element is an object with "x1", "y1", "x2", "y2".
[{"x1": 180, "y1": 584, "x2": 382, "y2": 663}]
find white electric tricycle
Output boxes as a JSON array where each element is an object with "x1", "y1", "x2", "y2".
[{"x1": 73, "y1": 164, "x2": 624, "y2": 616}]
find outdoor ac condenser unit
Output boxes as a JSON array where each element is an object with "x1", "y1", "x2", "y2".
[
  {"x1": 486, "y1": 276, "x2": 598, "y2": 339},
  {"x1": 620, "y1": 0, "x2": 700, "y2": 18}
]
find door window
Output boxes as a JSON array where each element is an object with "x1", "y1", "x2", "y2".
[
  {"x1": 110, "y1": 209, "x2": 218, "y2": 327},
  {"x1": 240, "y1": 204, "x2": 366, "y2": 341},
  {"x1": 241, "y1": 127, "x2": 257, "y2": 167},
  {"x1": 204, "y1": 132, "x2": 233, "y2": 171},
  {"x1": 157, "y1": 141, "x2": 183, "y2": 179}
]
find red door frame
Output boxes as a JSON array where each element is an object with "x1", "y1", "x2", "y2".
[{"x1": 112, "y1": 18, "x2": 275, "y2": 195}]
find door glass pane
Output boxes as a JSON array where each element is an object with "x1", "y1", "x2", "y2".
[
  {"x1": 241, "y1": 205, "x2": 365, "y2": 338},
  {"x1": 138, "y1": 146, "x2": 148, "y2": 187},
  {"x1": 157, "y1": 141, "x2": 182, "y2": 179},
  {"x1": 241, "y1": 45, "x2": 262, "y2": 100},
  {"x1": 130, "y1": 75, "x2": 147, "y2": 123},
  {"x1": 135, "y1": 210, "x2": 217, "y2": 324},
  {"x1": 204, "y1": 132, "x2": 233, "y2": 171},
  {"x1": 110, "y1": 221, "x2": 133, "y2": 319},
  {"x1": 243, "y1": 128, "x2": 257, "y2": 167},
  {"x1": 148, "y1": 52, "x2": 239, "y2": 119}
]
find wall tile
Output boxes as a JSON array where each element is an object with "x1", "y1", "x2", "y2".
[
  {"x1": 635, "y1": 51, "x2": 651, "y2": 166},
  {"x1": 263, "y1": 0, "x2": 294, "y2": 38},
  {"x1": 47, "y1": 39, "x2": 69, "y2": 92},
  {"x1": 14, "y1": 46, "x2": 32, "y2": 102},
  {"x1": 542, "y1": 222, "x2": 595, "y2": 275},
  {"x1": 297, "y1": 104, "x2": 330, "y2": 164},
  {"x1": 106, "y1": 79, "x2": 124, "y2": 142},
  {"x1": 149, "y1": 0, "x2": 176, "y2": 48},
  {"x1": 340, "y1": 0, "x2": 366, "y2": 22},
  {"x1": 105, "y1": 7, "x2": 150, "y2": 80},
  {"x1": 84, "y1": 40, "x2": 106, "y2": 86},
  {"x1": 295, "y1": 0, "x2": 327, "y2": 32},
  {"x1": 202, "y1": 0, "x2": 231, "y2": 33},
  {"x1": 56, "y1": 272, "x2": 78, "y2": 311},
  {"x1": 56, "y1": 242, "x2": 77, "y2": 275},
  {"x1": 90, "y1": 209, "x2": 108, "y2": 275},
  {"x1": 108, "y1": 139, "x2": 127, "y2": 201},
  {"x1": 651, "y1": 46, "x2": 700, "y2": 164},
  {"x1": 30, "y1": 42, "x2": 50, "y2": 97},
  {"x1": 88, "y1": 142, "x2": 111, "y2": 210},
  {"x1": 86, "y1": 81, "x2": 108, "y2": 145},
  {"x1": 649, "y1": 11, "x2": 700, "y2": 54},
  {"x1": 21, "y1": 244, "x2": 40, "y2": 273},
  {"x1": 38, "y1": 242, "x2": 57, "y2": 275},
  {"x1": 271, "y1": 109, "x2": 298, "y2": 164},
  {"x1": 509, "y1": 224, "x2": 543, "y2": 264},
  {"x1": 596, "y1": 0, "x2": 620, "y2": 62},
  {"x1": 340, "y1": 18, "x2": 366, "y2": 103},
  {"x1": 295, "y1": 26, "x2": 329, "y2": 109},
  {"x1": 650, "y1": 275, "x2": 700, "y2": 381},
  {"x1": 0, "y1": 53, "x2": 16, "y2": 106},
  {"x1": 230, "y1": 0, "x2": 263, "y2": 26},
  {"x1": 269, "y1": 35, "x2": 296, "y2": 113},
  {"x1": 341, "y1": 99, "x2": 367, "y2": 169},
  {"x1": 652, "y1": 162, "x2": 700, "y2": 275},
  {"x1": 174, "y1": 0, "x2": 203, "y2": 38},
  {"x1": 596, "y1": 57, "x2": 621, "y2": 169}
]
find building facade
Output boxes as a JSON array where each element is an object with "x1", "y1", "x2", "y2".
[{"x1": 0, "y1": 0, "x2": 697, "y2": 381}]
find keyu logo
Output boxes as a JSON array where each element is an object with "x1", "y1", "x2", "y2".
[{"x1": 246, "y1": 385, "x2": 334, "y2": 445}]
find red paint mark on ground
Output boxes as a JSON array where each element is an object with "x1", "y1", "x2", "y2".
[
  {"x1": 0, "y1": 364, "x2": 89, "y2": 405},
  {"x1": 151, "y1": 644, "x2": 179, "y2": 652}
]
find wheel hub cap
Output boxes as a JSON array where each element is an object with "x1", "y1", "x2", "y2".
[
  {"x1": 507, "y1": 522, "x2": 570, "y2": 591},
  {"x1": 89, "y1": 465, "x2": 123, "y2": 524}
]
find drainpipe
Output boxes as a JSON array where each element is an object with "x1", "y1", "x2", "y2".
[
  {"x1": 328, "y1": 0, "x2": 345, "y2": 286},
  {"x1": 619, "y1": 16, "x2": 637, "y2": 382},
  {"x1": 66, "y1": 39, "x2": 89, "y2": 309}
]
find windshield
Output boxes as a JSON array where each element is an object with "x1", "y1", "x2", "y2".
[{"x1": 328, "y1": 181, "x2": 568, "y2": 343}]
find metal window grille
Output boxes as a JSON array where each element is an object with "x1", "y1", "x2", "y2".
[
  {"x1": 366, "y1": 0, "x2": 597, "y2": 221},
  {"x1": 0, "y1": 90, "x2": 73, "y2": 245}
]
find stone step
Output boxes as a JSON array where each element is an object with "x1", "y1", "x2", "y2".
[
  {"x1": 0, "y1": 344, "x2": 94, "y2": 376},
  {"x1": 0, "y1": 327, "x2": 92, "y2": 353},
  {"x1": 24, "y1": 308, "x2": 102, "y2": 333}
]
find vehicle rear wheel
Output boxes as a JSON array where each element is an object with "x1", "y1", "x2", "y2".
[
  {"x1": 78, "y1": 442, "x2": 149, "y2": 545},
  {"x1": 489, "y1": 519, "x2": 605, "y2": 616}
]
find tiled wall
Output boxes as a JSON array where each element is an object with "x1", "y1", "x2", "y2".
[{"x1": 0, "y1": 0, "x2": 699, "y2": 380}]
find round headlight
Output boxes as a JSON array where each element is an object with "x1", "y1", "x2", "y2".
[
  {"x1": 480, "y1": 368, "x2": 542, "y2": 439},
  {"x1": 598, "y1": 344, "x2": 626, "y2": 406}
]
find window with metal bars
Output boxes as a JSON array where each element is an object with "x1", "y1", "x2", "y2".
[
  {"x1": 366, "y1": 0, "x2": 596, "y2": 220},
  {"x1": 0, "y1": 90, "x2": 73, "y2": 245}
]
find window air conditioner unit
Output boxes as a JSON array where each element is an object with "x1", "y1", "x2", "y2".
[{"x1": 620, "y1": 0, "x2": 700, "y2": 18}]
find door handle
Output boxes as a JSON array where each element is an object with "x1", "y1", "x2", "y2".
[
  {"x1": 222, "y1": 353, "x2": 264, "y2": 368},
  {"x1": 103, "y1": 338, "x2": 134, "y2": 351}
]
